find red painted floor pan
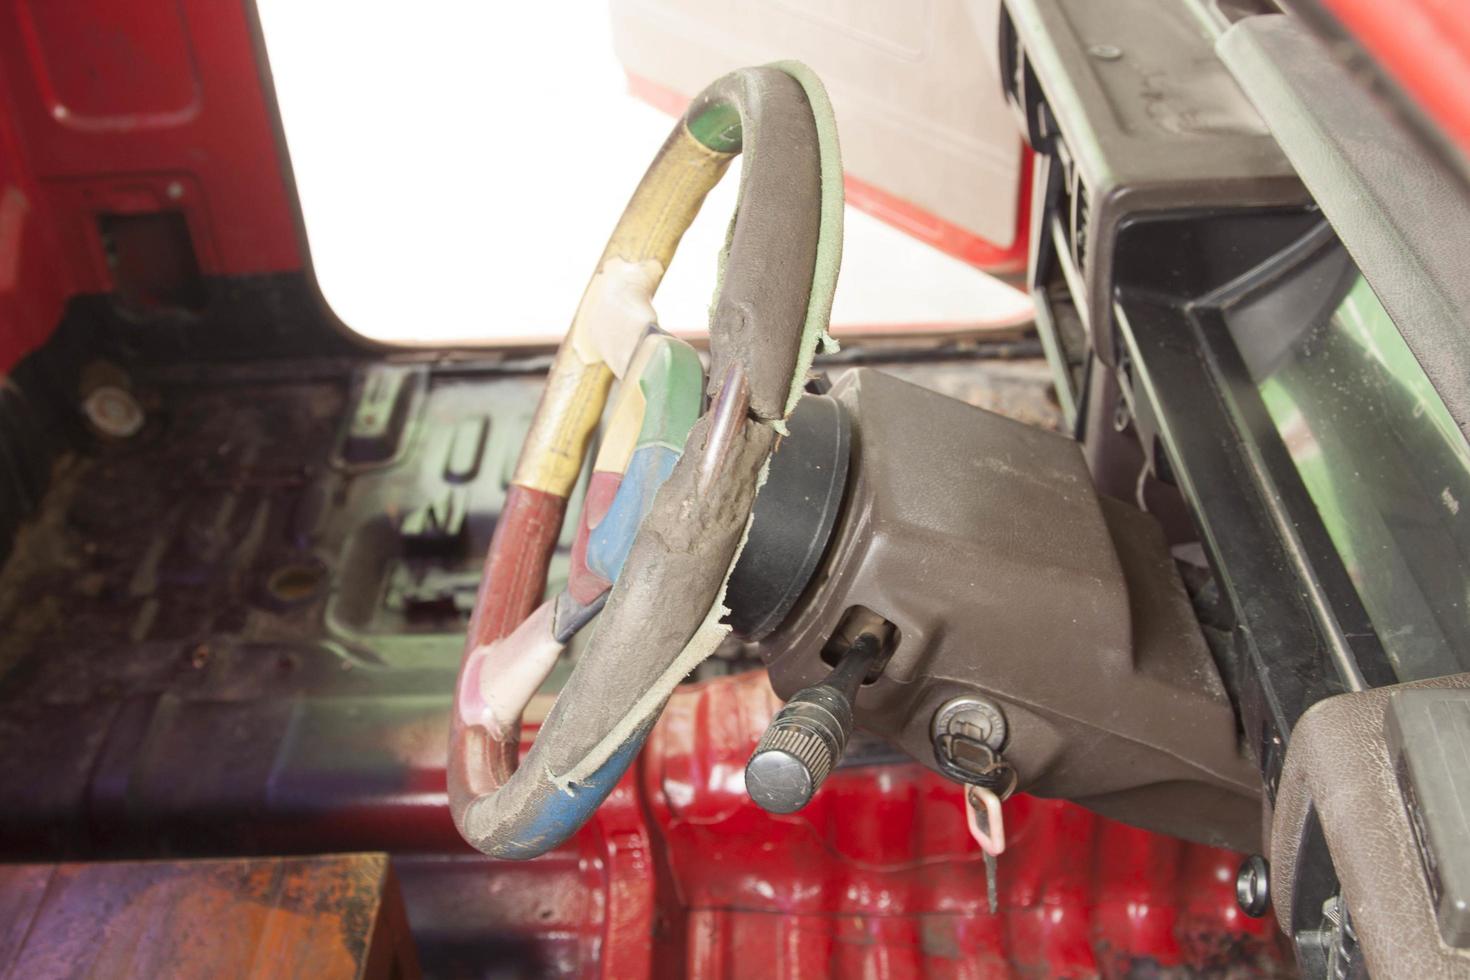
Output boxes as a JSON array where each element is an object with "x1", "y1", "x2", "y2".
[{"x1": 491, "y1": 670, "x2": 1292, "y2": 978}]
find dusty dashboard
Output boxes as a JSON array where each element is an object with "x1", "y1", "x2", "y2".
[{"x1": 1003, "y1": 1, "x2": 1470, "y2": 976}]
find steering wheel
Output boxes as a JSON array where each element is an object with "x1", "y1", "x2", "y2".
[{"x1": 448, "y1": 63, "x2": 844, "y2": 858}]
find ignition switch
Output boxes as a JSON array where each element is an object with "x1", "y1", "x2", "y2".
[{"x1": 931, "y1": 696, "x2": 1018, "y2": 799}]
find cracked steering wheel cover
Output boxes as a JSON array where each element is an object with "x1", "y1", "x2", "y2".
[
  {"x1": 463, "y1": 417, "x2": 777, "y2": 856},
  {"x1": 693, "y1": 70, "x2": 822, "y2": 420},
  {"x1": 454, "y1": 64, "x2": 842, "y2": 858}
]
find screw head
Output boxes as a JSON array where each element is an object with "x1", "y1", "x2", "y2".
[
  {"x1": 1088, "y1": 44, "x2": 1123, "y2": 61},
  {"x1": 1236, "y1": 854, "x2": 1271, "y2": 917},
  {"x1": 82, "y1": 385, "x2": 145, "y2": 438}
]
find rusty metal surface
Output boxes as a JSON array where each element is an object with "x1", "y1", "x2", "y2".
[{"x1": 0, "y1": 853, "x2": 418, "y2": 979}]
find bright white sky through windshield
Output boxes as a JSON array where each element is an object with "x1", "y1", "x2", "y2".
[{"x1": 256, "y1": 3, "x2": 1031, "y2": 346}]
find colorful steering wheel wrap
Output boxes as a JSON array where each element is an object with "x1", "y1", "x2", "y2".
[
  {"x1": 449, "y1": 62, "x2": 844, "y2": 859},
  {"x1": 567, "y1": 330, "x2": 705, "y2": 607}
]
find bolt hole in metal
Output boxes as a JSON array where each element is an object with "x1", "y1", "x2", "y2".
[{"x1": 82, "y1": 385, "x2": 147, "y2": 439}]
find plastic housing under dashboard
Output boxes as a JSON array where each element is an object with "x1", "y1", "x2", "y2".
[{"x1": 759, "y1": 368, "x2": 1260, "y2": 851}]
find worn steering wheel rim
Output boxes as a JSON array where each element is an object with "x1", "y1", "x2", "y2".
[{"x1": 448, "y1": 63, "x2": 844, "y2": 859}]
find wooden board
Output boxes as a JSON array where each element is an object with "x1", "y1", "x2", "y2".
[{"x1": 0, "y1": 853, "x2": 419, "y2": 978}]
